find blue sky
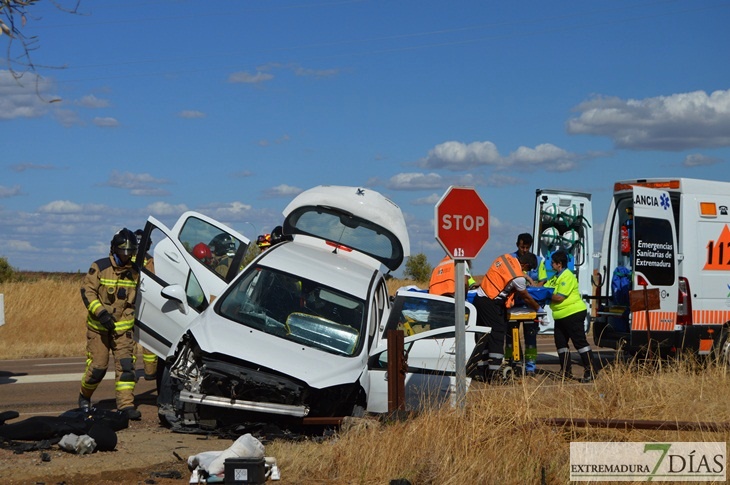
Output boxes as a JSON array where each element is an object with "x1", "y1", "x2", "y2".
[{"x1": 1, "y1": 0, "x2": 729, "y2": 275}]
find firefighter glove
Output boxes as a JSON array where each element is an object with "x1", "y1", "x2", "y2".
[{"x1": 98, "y1": 310, "x2": 116, "y2": 332}]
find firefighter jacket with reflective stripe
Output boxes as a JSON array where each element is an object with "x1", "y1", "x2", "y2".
[
  {"x1": 479, "y1": 253, "x2": 523, "y2": 308},
  {"x1": 81, "y1": 255, "x2": 139, "y2": 334}
]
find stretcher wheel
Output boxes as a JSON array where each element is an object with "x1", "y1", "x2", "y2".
[{"x1": 501, "y1": 366, "x2": 514, "y2": 381}]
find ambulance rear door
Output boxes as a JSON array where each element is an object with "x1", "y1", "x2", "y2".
[
  {"x1": 532, "y1": 189, "x2": 593, "y2": 334},
  {"x1": 630, "y1": 186, "x2": 679, "y2": 334}
]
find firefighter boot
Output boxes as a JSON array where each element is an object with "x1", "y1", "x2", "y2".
[
  {"x1": 557, "y1": 349, "x2": 572, "y2": 379},
  {"x1": 78, "y1": 393, "x2": 91, "y2": 413},
  {"x1": 120, "y1": 407, "x2": 141, "y2": 421},
  {"x1": 579, "y1": 350, "x2": 597, "y2": 383}
]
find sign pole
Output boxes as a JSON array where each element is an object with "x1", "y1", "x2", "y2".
[
  {"x1": 434, "y1": 185, "x2": 490, "y2": 412},
  {"x1": 454, "y1": 260, "x2": 466, "y2": 408}
]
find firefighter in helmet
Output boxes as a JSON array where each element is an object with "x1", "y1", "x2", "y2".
[
  {"x1": 192, "y1": 242, "x2": 215, "y2": 268},
  {"x1": 256, "y1": 233, "x2": 272, "y2": 251},
  {"x1": 78, "y1": 228, "x2": 142, "y2": 420},
  {"x1": 209, "y1": 233, "x2": 236, "y2": 278}
]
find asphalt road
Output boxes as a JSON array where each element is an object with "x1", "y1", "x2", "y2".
[
  {"x1": 0, "y1": 356, "x2": 158, "y2": 419},
  {"x1": 0, "y1": 335, "x2": 615, "y2": 420}
]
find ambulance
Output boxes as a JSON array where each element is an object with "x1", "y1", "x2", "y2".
[
  {"x1": 592, "y1": 178, "x2": 730, "y2": 361},
  {"x1": 531, "y1": 189, "x2": 594, "y2": 334}
]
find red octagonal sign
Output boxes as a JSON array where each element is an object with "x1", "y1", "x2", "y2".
[{"x1": 434, "y1": 186, "x2": 490, "y2": 259}]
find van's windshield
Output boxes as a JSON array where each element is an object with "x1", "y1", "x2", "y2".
[{"x1": 217, "y1": 266, "x2": 366, "y2": 357}]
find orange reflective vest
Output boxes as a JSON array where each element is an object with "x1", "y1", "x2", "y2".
[
  {"x1": 429, "y1": 256, "x2": 456, "y2": 296},
  {"x1": 479, "y1": 253, "x2": 522, "y2": 308}
]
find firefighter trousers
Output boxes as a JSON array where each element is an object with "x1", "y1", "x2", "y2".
[{"x1": 80, "y1": 328, "x2": 136, "y2": 410}]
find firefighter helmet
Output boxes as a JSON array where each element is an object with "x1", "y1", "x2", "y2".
[
  {"x1": 134, "y1": 228, "x2": 152, "y2": 251},
  {"x1": 111, "y1": 228, "x2": 138, "y2": 258},
  {"x1": 256, "y1": 233, "x2": 272, "y2": 250},
  {"x1": 270, "y1": 225, "x2": 289, "y2": 245},
  {"x1": 192, "y1": 243, "x2": 214, "y2": 265},
  {"x1": 209, "y1": 233, "x2": 236, "y2": 257}
]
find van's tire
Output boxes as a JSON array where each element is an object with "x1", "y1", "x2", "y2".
[{"x1": 157, "y1": 366, "x2": 179, "y2": 428}]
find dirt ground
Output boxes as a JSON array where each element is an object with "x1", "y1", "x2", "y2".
[{"x1": 0, "y1": 401, "x2": 271, "y2": 485}]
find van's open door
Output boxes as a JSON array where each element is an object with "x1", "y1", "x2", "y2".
[
  {"x1": 134, "y1": 212, "x2": 250, "y2": 359},
  {"x1": 630, "y1": 186, "x2": 679, "y2": 335}
]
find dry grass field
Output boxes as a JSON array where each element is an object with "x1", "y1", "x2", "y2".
[
  {"x1": 1, "y1": 276, "x2": 729, "y2": 484},
  {"x1": 0, "y1": 274, "x2": 87, "y2": 360}
]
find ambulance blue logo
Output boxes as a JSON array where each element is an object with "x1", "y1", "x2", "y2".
[{"x1": 660, "y1": 193, "x2": 670, "y2": 210}]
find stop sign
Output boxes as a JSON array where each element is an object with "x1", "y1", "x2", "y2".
[{"x1": 434, "y1": 186, "x2": 489, "y2": 259}]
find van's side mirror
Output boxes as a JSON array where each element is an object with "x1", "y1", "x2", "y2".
[{"x1": 161, "y1": 284, "x2": 189, "y2": 315}]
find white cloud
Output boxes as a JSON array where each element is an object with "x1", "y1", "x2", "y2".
[
  {"x1": 77, "y1": 94, "x2": 110, "y2": 108},
  {"x1": 0, "y1": 185, "x2": 21, "y2": 198},
  {"x1": 567, "y1": 89, "x2": 730, "y2": 150},
  {"x1": 146, "y1": 201, "x2": 189, "y2": 216},
  {"x1": 196, "y1": 201, "x2": 254, "y2": 220},
  {"x1": 38, "y1": 200, "x2": 83, "y2": 213},
  {"x1": 412, "y1": 193, "x2": 442, "y2": 205},
  {"x1": 415, "y1": 139, "x2": 595, "y2": 174},
  {"x1": 93, "y1": 116, "x2": 119, "y2": 128},
  {"x1": 376, "y1": 172, "x2": 495, "y2": 191},
  {"x1": 506, "y1": 143, "x2": 579, "y2": 171},
  {"x1": 0, "y1": 70, "x2": 56, "y2": 120},
  {"x1": 262, "y1": 184, "x2": 303, "y2": 199},
  {"x1": 179, "y1": 110, "x2": 206, "y2": 118},
  {"x1": 382, "y1": 172, "x2": 445, "y2": 190},
  {"x1": 105, "y1": 171, "x2": 171, "y2": 196},
  {"x1": 2, "y1": 239, "x2": 37, "y2": 252},
  {"x1": 682, "y1": 153, "x2": 723, "y2": 167},
  {"x1": 228, "y1": 71, "x2": 274, "y2": 84},
  {"x1": 417, "y1": 141, "x2": 503, "y2": 171}
]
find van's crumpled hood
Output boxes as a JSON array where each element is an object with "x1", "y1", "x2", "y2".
[{"x1": 186, "y1": 309, "x2": 367, "y2": 389}]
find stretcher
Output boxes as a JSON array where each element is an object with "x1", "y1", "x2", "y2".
[{"x1": 502, "y1": 307, "x2": 547, "y2": 379}]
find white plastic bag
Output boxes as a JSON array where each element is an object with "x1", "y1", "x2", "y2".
[{"x1": 187, "y1": 433, "x2": 265, "y2": 476}]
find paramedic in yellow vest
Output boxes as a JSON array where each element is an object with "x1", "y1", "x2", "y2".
[
  {"x1": 78, "y1": 228, "x2": 142, "y2": 421},
  {"x1": 428, "y1": 255, "x2": 476, "y2": 297},
  {"x1": 471, "y1": 252, "x2": 540, "y2": 383},
  {"x1": 544, "y1": 249, "x2": 596, "y2": 382},
  {"x1": 133, "y1": 229, "x2": 158, "y2": 381}
]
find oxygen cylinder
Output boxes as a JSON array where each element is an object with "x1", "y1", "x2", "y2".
[
  {"x1": 541, "y1": 203, "x2": 559, "y2": 226},
  {"x1": 541, "y1": 227, "x2": 561, "y2": 250},
  {"x1": 561, "y1": 205, "x2": 579, "y2": 227},
  {"x1": 561, "y1": 228, "x2": 580, "y2": 251}
]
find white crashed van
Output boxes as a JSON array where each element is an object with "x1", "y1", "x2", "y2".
[
  {"x1": 592, "y1": 178, "x2": 730, "y2": 360},
  {"x1": 134, "y1": 186, "x2": 483, "y2": 432},
  {"x1": 531, "y1": 189, "x2": 594, "y2": 334}
]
